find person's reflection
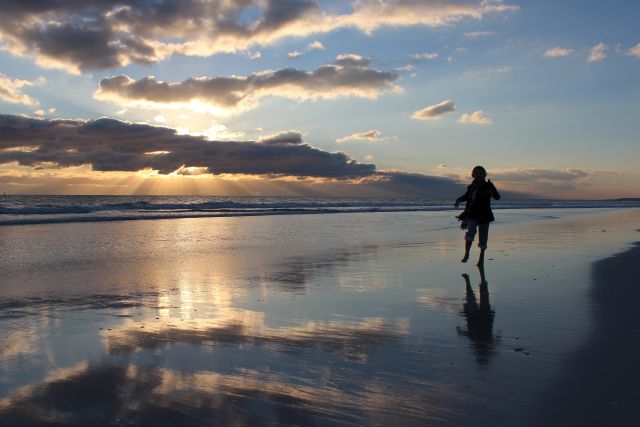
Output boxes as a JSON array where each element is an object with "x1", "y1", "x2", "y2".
[{"x1": 457, "y1": 265, "x2": 495, "y2": 365}]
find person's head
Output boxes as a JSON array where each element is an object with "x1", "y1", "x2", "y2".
[{"x1": 471, "y1": 166, "x2": 487, "y2": 180}]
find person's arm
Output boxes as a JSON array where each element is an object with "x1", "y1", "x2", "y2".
[
  {"x1": 454, "y1": 191, "x2": 469, "y2": 208},
  {"x1": 487, "y1": 179, "x2": 500, "y2": 200}
]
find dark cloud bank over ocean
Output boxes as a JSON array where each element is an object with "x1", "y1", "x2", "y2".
[{"x1": 0, "y1": 114, "x2": 467, "y2": 197}]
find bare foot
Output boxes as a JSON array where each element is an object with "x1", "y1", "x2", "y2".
[{"x1": 461, "y1": 254, "x2": 469, "y2": 263}]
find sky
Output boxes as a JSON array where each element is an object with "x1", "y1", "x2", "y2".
[{"x1": 0, "y1": 0, "x2": 639, "y2": 198}]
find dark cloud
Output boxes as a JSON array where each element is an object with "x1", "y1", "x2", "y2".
[
  {"x1": 489, "y1": 168, "x2": 592, "y2": 193},
  {"x1": 95, "y1": 58, "x2": 400, "y2": 112},
  {"x1": 0, "y1": 115, "x2": 474, "y2": 197},
  {"x1": 334, "y1": 54, "x2": 371, "y2": 68},
  {"x1": 257, "y1": 130, "x2": 304, "y2": 145},
  {"x1": 0, "y1": 1, "x2": 517, "y2": 73},
  {"x1": 491, "y1": 168, "x2": 589, "y2": 183},
  {"x1": 365, "y1": 171, "x2": 465, "y2": 197},
  {"x1": 0, "y1": 0, "x2": 318, "y2": 72},
  {"x1": 0, "y1": 114, "x2": 375, "y2": 178}
]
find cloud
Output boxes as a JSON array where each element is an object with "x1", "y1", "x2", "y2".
[
  {"x1": 409, "y1": 52, "x2": 439, "y2": 60},
  {"x1": 334, "y1": 54, "x2": 370, "y2": 68},
  {"x1": 336, "y1": 0, "x2": 518, "y2": 34},
  {"x1": 479, "y1": 0, "x2": 519, "y2": 13},
  {"x1": 0, "y1": 74, "x2": 41, "y2": 106},
  {"x1": 336, "y1": 130, "x2": 396, "y2": 144},
  {"x1": 0, "y1": 0, "x2": 519, "y2": 73},
  {"x1": 362, "y1": 171, "x2": 466, "y2": 197},
  {"x1": 627, "y1": 42, "x2": 640, "y2": 58},
  {"x1": 411, "y1": 100, "x2": 456, "y2": 121},
  {"x1": 247, "y1": 51, "x2": 262, "y2": 60},
  {"x1": 287, "y1": 50, "x2": 302, "y2": 59},
  {"x1": 257, "y1": 130, "x2": 305, "y2": 145},
  {"x1": 544, "y1": 47, "x2": 574, "y2": 58},
  {"x1": 94, "y1": 56, "x2": 400, "y2": 114},
  {"x1": 458, "y1": 111, "x2": 493, "y2": 125},
  {"x1": 464, "y1": 31, "x2": 495, "y2": 38},
  {"x1": 0, "y1": 114, "x2": 475, "y2": 197},
  {"x1": 308, "y1": 40, "x2": 325, "y2": 50},
  {"x1": 489, "y1": 167, "x2": 593, "y2": 193},
  {"x1": 492, "y1": 168, "x2": 589, "y2": 182},
  {"x1": 587, "y1": 43, "x2": 607, "y2": 63},
  {"x1": 0, "y1": 114, "x2": 375, "y2": 179}
]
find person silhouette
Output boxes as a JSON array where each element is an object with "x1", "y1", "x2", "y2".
[
  {"x1": 454, "y1": 166, "x2": 500, "y2": 265},
  {"x1": 457, "y1": 265, "x2": 495, "y2": 365}
]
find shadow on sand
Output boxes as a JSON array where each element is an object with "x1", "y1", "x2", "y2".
[{"x1": 532, "y1": 241, "x2": 640, "y2": 425}]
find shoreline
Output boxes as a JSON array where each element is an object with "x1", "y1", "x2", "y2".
[{"x1": 533, "y1": 238, "x2": 640, "y2": 425}]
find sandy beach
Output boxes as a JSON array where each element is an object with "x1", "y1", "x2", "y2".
[{"x1": 1, "y1": 208, "x2": 639, "y2": 426}]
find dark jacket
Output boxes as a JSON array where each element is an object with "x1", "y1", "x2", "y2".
[{"x1": 456, "y1": 180, "x2": 500, "y2": 224}]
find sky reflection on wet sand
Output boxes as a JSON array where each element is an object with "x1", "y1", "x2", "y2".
[{"x1": 1, "y1": 209, "x2": 639, "y2": 425}]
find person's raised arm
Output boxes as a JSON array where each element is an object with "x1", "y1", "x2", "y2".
[{"x1": 487, "y1": 179, "x2": 500, "y2": 200}]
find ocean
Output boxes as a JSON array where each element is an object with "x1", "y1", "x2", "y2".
[{"x1": 1, "y1": 195, "x2": 639, "y2": 226}]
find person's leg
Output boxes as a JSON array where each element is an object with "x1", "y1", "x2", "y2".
[
  {"x1": 477, "y1": 223, "x2": 489, "y2": 266},
  {"x1": 463, "y1": 220, "x2": 478, "y2": 263}
]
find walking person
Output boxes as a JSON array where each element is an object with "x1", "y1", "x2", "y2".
[{"x1": 454, "y1": 166, "x2": 500, "y2": 265}]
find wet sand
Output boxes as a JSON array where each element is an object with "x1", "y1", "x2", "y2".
[
  {"x1": 0, "y1": 208, "x2": 639, "y2": 426},
  {"x1": 533, "y1": 240, "x2": 640, "y2": 425}
]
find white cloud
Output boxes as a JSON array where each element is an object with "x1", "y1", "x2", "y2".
[
  {"x1": 544, "y1": 47, "x2": 574, "y2": 58},
  {"x1": 288, "y1": 50, "x2": 302, "y2": 59},
  {"x1": 480, "y1": 0, "x2": 520, "y2": 13},
  {"x1": 587, "y1": 43, "x2": 607, "y2": 63},
  {"x1": 247, "y1": 51, "x2": 262, "y2": 60},
  {"x1": 396, "y1": 64, "x2": 416, "y2": 73},
  {"x1": 0, "y1": 74, "x2": 40, "y2": 106},
  {"x1": 458, "y1": 111, "x2": 493, "y2": 125},
  {"x1": 33, "y1": 109, "x2": 45, "y2": 116},
  {"x1": 200, "y1": 123, "x2": 246, "y2": 141},
  {"x1": 308, "y1": 41, "x2": 325, "y2": 50},
  {"x1": 464, "y1": 31, "x2": 495, "y2": 38},
  {"x1": 627, "y1": 42, "x2": 640, "y2": 58},
  {"x1": 410, "y1": 52, "x2": 439, "y2": 60},
  {"x1": 336, "y1": 130, "x2": 396, "y2": 143},
  {"x1": 411, "y1": 100, "x2": 456, "y2": 121},
  {"x1": 363, "y1": 154, "x2": 374, "y2": 162}
]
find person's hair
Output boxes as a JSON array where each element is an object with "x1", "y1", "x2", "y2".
[{"x1": 471, "y1": 166, "x2": 487, "y2": 178}]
